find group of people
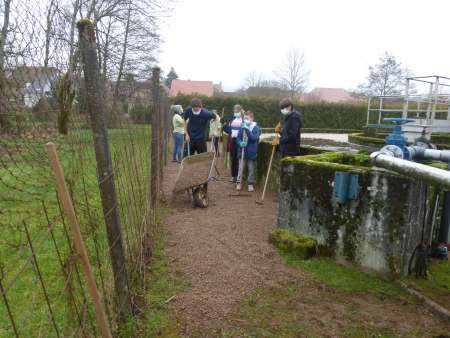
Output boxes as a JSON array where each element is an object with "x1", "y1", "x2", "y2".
[{"x1": 171, "y1": 97, "x2": 302, "y2": 192}]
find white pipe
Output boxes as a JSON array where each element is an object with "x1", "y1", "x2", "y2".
[
  {"x1": 408, "y1": 146, "x2": 450, "y2": 162},
  {"x1": 423, "y1": 149, "x2": 450, "y2": 162},
  {"x1": 370, "y1": 152, "x2": 450, "y2": 189}
]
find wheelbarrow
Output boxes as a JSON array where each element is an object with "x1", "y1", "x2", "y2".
[{"x1": 172, "y1": 151, "x2": 217, "y2": 208}]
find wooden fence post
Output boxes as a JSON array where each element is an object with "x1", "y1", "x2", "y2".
[
  {"x1": 46, "y1": 143, "x2": 113, "y2": 338},
  {"x1": 151, "y1": 67, "x2": 160, "y2": 224},
  {"x1": 77, "y1": 20, "x2": 131, "y2": 323}
]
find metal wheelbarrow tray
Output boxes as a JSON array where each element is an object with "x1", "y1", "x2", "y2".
[{"x1": 172, "y1": 151, "x2": 216, "y2": 208}]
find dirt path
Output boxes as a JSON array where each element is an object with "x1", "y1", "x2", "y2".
[
  {"x1": 162, "y1": 160, "x2": 300, "y2": 333},
  {"x1": 161, "y1": 160, "x2": 450, "y2": 337}
]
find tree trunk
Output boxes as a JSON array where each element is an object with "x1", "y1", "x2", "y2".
[
  {"x1": 113, "y1": 3, "x2": 132, "y2": 100},
  {"x1": 78, "y1": 20, "x2": 132, "y2": 324},
  {"x1": 0, "y1": 0, "x2": 12, "y2": 132},
  {"x1": 44, "y1": 0, "x2": 56, "y2": 68},
  {"x1": 101, "y1": 18, "x2": 113, "y2": 80},
  {"x1": 68, "y1": 0, "x2": 81, "y2": 70}
]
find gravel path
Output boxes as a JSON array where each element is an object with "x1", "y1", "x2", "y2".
[
  {"x1": 161, "y1": 159, "x2": 450, "y2": 337},
  {"x1": 162, "y1": 160, "x2": 300, "y2": 334}
]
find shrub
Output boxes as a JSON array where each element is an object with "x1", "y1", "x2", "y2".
[
  {"x1": 431, "y1": 132, "x2": 450, "y2": 145},
  {"x1": 130, "y1": 104, "x2": 151, "y2": 124},
  {"x1": 171, "y1": 95, "x2": 367, "y2": 129},
  {"x1": 269, "y1": 228, "x2": 318, "y2": 260},
  {"x1": 348, "y1": 132, "x2": 385, "y2": 147}
]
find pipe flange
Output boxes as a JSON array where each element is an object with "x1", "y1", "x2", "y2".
[{"x1": 380, "y1": 145, "x2": 404, "y2": 159}]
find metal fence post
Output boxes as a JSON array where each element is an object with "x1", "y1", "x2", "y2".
[
  {"x1": 77, "y1": 20, "x2": 131, "y2": 323},
  {"x1": 151, "y1": 67, "x2": 160, "y2": 224}
]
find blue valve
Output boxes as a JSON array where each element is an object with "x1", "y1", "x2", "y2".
[
  {"x1": 383, "y1": 118, "x2": 415, "y2": 125},
  {"x1": 383, "y1": 118, "x2": 413, "y2": 160}
]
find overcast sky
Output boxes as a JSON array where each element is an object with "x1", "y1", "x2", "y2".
[{"x1": 159, "y1": 0, "x2": 449, "y2": 92}]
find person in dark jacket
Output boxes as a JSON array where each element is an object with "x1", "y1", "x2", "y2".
[
  {"x1": 183, "y1": 98, "x2": 219, "y2": 156},
  {"x1": 236, "y1": 111, "x2": 260, "y2": 192},
  {"x1": 223, "y1": 104, "x2": 244, "y2": 182},
  {"x1": 274, "y1": 97, "x2": 302, "y2": 157}
]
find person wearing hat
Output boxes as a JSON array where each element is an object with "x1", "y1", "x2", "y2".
[{"x1": 272, "y1": 97, "x2": 302, "y2": 157}]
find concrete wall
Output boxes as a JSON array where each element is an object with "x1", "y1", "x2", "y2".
[
  {"x1": 256, "y1": 142, "x2": 326, "y2": 193},
  {"x1": 277, "y1": 153, "x2": 434, "y2": 275}
]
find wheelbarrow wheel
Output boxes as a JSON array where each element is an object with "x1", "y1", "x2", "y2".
[{"x1": 193, "y1": 186, "x2": 208, "y2": 208}]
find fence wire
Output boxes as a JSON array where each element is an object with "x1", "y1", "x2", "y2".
[{"x1": 0, "y1": 0, "x2": 169, "y2": 336}]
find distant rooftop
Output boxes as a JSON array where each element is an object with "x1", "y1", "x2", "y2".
[
  {"x1": 170, "y1": 79, "x2": 221, "y2": 97},
  {"x1": 304, "y1": 87, "x2": 356, "y2": 102}
]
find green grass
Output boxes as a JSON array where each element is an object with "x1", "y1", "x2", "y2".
[
  {"x1": 403, "y1": 259, "x2": 450, "y2": 310},
  {"x1": 0, "y1": 125, "x2": 153, "y2": 336},
  {"x1": 344, "y1": 327, "x2": 398, "y2": 338},
  {"x1": 223, "y1": 281, "x2": 405, "y2": 338},
  {"x1": 281, "y1": 253, "x2": 405, "y2": 298},
  {"x1": 141, "y1": 232, "x2": 183, "y2": 337},
  {"x1": 119, "y1": 220, "x2": 183, "y2": 338},
  {"x1": 221, "y1": 249, "x2": 435, "y2": 337}
]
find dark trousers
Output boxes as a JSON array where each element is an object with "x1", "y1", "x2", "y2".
[
  {"x1": 230, "y1": 138, "x2": 239, "y2": 178},
  {"x1": 184, "y1": 139, "x2": 207, "y2": 157},
  {"x1": 211, "y1": 136, "x2": 219, "y2": 156}
]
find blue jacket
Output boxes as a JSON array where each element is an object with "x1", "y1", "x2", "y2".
[
  {"x1": 280, "y1": 110, "x2": 302, "y2": 156},
  {"x1": 183, "y1": 107, "x2": 216, "y2": 141},
  {"x1": 237, "y1": 124, "x2": 261, "y2": 160}
]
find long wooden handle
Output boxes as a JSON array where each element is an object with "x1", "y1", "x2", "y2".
[
  {"x1": 46, "y1": 142, "x2": 113, "y2": 338},
  {"x1": 260, "y1": 145, "x2": 276, "y2": 202}
]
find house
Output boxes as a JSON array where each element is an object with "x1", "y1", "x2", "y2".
[
  {"x1": 303, "y1": 87, "x2": 357, "y2": 103},
  {"x1": 114, "y1": 79, "x2": 169, "y2": 108},
  {"x1": 169, "y1": 79, "x2": 222, "y2": 97},
  {"x1": 7, "y1": 66, "x2": 61, "y2": 107}
]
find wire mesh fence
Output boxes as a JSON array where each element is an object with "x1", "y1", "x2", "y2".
[{"x1": 1, "y1": 0, "x2": 169, "y2": 336}]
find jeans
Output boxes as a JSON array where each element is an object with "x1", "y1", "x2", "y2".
[
  {"x1": 237, "y1": 159, "x2": 256, "y2": 185},
  {"x1": 173, "y1": 132, "x2": 184, "y2": 161}
]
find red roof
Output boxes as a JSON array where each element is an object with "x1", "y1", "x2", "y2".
[
  {"x1": 304, "y1": 87, "x2": 355, "y2": 102},
  {"x1": 169, "y1": 79, "x2": 214, "y2": 97}
]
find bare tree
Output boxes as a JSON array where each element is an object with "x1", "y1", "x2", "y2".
[
  {"x1": 43, "y1": 0, "x2": 58, "y2": 68},
  {"x1": 275, "y1": 48, "x2": 310, "y2": 98},
  {"x1": 113, "y1": 1, "x2": 131, "y2": 100},
  {"x1": 358, "y1": 51, "x2": 411, "y2": 97},
  {"x1": 244, "y1": 71, "x2": 268, "y2": 88},
  {"x1": 0, "y1": 0, "x2": 12, "y2": 131},
  {"x1": 64, "y1": 0, "x2": 81, "y2": 68},
  {"x1": 0, "y1": 0, "x2": 12, "y2": 73}
]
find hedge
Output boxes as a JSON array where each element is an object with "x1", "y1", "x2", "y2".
[
  {"x1": 348, "y1": 133, "x2": 386, "y2": 148},
  {"x1": 431, "y1": 133, "x2": 450, "y2": 145},
  {"x1": 171, "y1": 95, "x2": 367, "y2": 130}
]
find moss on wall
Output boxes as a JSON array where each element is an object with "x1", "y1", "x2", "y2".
[
  {"x1": 256, "y1": 142, "x2": 328, "y2": 192},
  {"x1": 278, "y1": 150, "x2": 431, "y2": 275},
  {"x1": 269, "y1": 229, "x2": 318, "y2": 259}
]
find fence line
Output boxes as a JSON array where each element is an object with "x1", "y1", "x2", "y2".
[{"x1": 0, "y1": 1, "x2": 169, "y2": 335}]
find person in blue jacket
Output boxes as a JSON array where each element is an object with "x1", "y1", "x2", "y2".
[
  {"x1": 183, "y1": 98, "x2": 219, "y2": 156},
  {"x1": 236, "y1": 111, "x2": 261, "y2": 192}
]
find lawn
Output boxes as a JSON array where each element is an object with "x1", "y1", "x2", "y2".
[
  {"x1": 403, "y1": 259, "x2": 450, "y2": 311},
  {"x1": 0, "y1": 124, "x2": 153, "y2": 337},
  {"x1": 222, "y1": 251, "x2": 448, "y2": 338}
]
